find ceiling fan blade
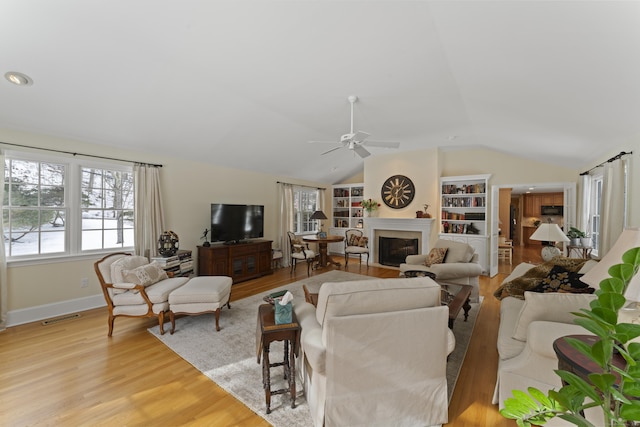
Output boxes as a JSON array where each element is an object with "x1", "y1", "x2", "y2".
[
  {"x1": 353, "y1": 145, "x2": 371, "y2": 158},
  {"x1": 321, "y1": 146, "x2": 344, "y2": 156},
  {"x1": 363, "y1": 140, "x2": 400, "y2": 149},
  {"x1": 352, "y1": 131, "x2": 370, "y2": 142}
]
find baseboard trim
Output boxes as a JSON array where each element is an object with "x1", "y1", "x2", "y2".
[{"x1": 7, "y1": 294, "x2": 106, "y2": 327}]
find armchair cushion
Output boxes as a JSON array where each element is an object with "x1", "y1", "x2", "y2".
[
  {"x1": 122, "y1": 262, "x2": 168, "y2": 287},
  {"x1": 435, "y1": 239, "x2": 474, "y2": 263}
]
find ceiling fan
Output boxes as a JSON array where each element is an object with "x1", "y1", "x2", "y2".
[{"x1": 309, "y1": 95, "x2": 400, "y2": 158}]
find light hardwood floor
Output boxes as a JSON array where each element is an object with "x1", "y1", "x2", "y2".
[{"x1": 0, "y1": 246, "x2": 542, "y2": 426}]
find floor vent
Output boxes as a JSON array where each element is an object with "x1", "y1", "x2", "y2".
[{"x1": 41, "y1": 313, "x2": 81, "y2": 326}]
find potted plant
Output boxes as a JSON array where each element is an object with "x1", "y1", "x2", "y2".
[
  {"x1": 501, "y1": 247, "x2": 640, "y2": 426},
  {"x1": 567, "y1": 226, "x2": 586, "y2": 247},
  {"x1": 360, "y1": 199, "x2": 380, "y2": 217}
]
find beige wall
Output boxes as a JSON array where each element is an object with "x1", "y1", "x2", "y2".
[{"x1": 1, "y1": 128, "x2": 325, "y2": 313}]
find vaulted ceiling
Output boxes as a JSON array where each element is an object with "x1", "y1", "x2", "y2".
[{"x1": 1, "y1": 1, "x2": 639, "y2": 183}]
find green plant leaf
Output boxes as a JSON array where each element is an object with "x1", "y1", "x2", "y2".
[
  {"x1": 528, "y1": 387, "x2": 554, "y2": 408},
  {"x1": 599, "y1": 276, "x2": 625, "y2": 294},
  {"x1": 511, "y1": 389, "x2": 541, "y2": 411},
  {"x1": 629, "y1": 342, "x2": 640, "y2": 359},
  {"x1": 621, "y1": 400, "x2": 640, "y2": 421},
  {"x1": 598, "y1": 291, "x2": 627, "y2": 313},
  {"x1": 622, "y1": 247, "x2": 640, "y2": 268},
  {"x1": 557, "y1": 413, "x2": 595, "y2": 427},
  {"x1": 590, "y1": 306, "x2": 618, "y2": 326},
  {"x1": 574, "y1": 317, "x2": 610, "y2": 338},
  {"x1": 587, "y1": 373, "x2": 616, "y2": 392},
  {"x1": 615, "y1": 323, "x2": 640, "y2": 343},
  {"x1": 556, "y1": 371, "x2": 602, "y2": 402}
]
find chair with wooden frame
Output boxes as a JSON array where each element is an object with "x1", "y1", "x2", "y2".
[
  {"x1": 94, "y1": 252, "x2": 189, "y2": 336},
  {"x1": 287, "y1": 231, "x2": 317, "y2": 276},
  {"x1": 344, "y1": 229, "x2": 370, "y2": 266}
]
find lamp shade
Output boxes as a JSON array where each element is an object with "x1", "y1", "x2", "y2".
[
  {"x1": 310, "y1": 210, "x2": 328, "y2": 220},
  {"x1": 581, "y1": 227, "x2": 640, "y2": 301},
  {"x1": 529, "y1": 223, "x2": 570, "y2": 243}
]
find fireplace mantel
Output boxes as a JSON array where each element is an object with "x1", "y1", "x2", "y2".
[{"x1": 365, "y1": 218, "x2": 434, "y2": 260}]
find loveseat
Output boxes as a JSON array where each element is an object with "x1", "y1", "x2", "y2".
[
  {"x1": 492, "y1": 258, "x2": 601, "y2": 425},
  {"x1": 294, "y1": 276, "x2": 455, "y2": 427},
  {"x1": 399, "y1": 239, "x2": 483, "y2": 302}
]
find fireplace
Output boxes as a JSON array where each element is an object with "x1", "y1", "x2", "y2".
[
  {"x1": 365, "y1": 218, "x2": 434, "y2": 266},
  {"x1": 379, "y1": 237, "x2": 419, "y2": 267}
]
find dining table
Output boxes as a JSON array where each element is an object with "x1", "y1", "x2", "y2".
[{"x1": 302, "y1": 234, "x2": 344, "y2": 269}]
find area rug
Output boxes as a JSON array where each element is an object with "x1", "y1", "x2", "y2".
[{"x1": 148, "y1": 271, "x2": 481, "y2": 426}]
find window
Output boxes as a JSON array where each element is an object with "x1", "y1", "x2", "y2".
[
  {"x1": 81, "y1": 168, "x2": 134, "y2": 251},
  {"x1": 590, "y1": 175, "x2": 602, "y2": 256},
  {"x1": 3, "y1": 151, "x2": 135, "y2": 260},
  {"x1": 293, "y1": 186, "x2": 318, "y2": 234},
  {"x1": 3, "y1": 158, "x2": 66, "y2": 256}
]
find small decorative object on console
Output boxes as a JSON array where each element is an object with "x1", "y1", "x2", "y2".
[{"x1": 158, "y1": 230, "x2": 179, "y2": 257}]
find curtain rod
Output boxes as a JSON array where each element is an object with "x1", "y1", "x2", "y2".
[
  {"x1": 0, "y1": 141, "x2": 163, "y2": 167},
  {"x1": 276, "y1": 181, "x2": 326, "y2": 190},
  {"x1": 580, "y1": 150, "x2": 632, "y2": 176}
]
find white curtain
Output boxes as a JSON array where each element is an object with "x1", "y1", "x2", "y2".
[
  {"x1": 600, "y1": 157, "x2": 628, "y2": 254},
  {"x1": 0, "y1": 151, "x2": 7, "y2": 331},
  {"x1": 134, "y1": 164, "x2": 165, "y2": 259},
  {"x1": 278, "y1": 183, "x2": 294, "y2": 267},
  {"x1": 576, "y1": 174, "x2": 591, "y2": 232}
]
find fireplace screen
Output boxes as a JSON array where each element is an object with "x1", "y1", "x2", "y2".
[{"x1": 379, "y1": 237, "x2": 419, "y2": 267}]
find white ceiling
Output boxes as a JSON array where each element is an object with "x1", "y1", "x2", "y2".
[{"x1": 1, "y1": 1, "x2": 639, "y2": 184}]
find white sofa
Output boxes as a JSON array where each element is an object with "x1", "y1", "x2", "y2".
[
  {"x1": 493, "y1": 260, "x2": 602, "y2": 425},
  {"x1": 294, "y1": 277, "x2": 455, "y2": 427},
  {"x1": 399, "y1": 239, "x2": 483, "y2": 302}
]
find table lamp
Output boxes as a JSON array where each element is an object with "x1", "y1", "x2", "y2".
[
  {"x1": 310, "y1": 210, "x2": 328, "y2": 232},
  {"x1": 529, "y1": 219, "x2": 569, "y2": 261},
  {"x1": 580, "y1": 227, "x2": 640, "y2": 302}
]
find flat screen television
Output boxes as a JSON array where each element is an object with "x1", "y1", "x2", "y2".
[{"x1": 210, "y1": 204, "x2": 264, "y2": 244}]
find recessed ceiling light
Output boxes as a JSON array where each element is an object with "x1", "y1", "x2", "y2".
[{"x1": 5, "y1": 71, "x2": 33, "y2": 86}]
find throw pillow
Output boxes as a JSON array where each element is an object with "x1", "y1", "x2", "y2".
[
  {"x1": 512, "y1": 291, "x2": 596, "y2": 341},
  {"x1": 493, "y1": 257, "x2": 590, "y2": 300},
  {"x1": 529, "y1": 265, "x2": 594, "y2": 294},
  {"x1": 348, "y1": 234, "x2": 361, "y2": 247},
  {"x1": 292, "y1": 237, "x2": 305, "y2": 252},
  {"x1": 122, "y1": 262, "x2": 168, "y2": 287},
  {"x1": 110, "y1": 255, "x2": 149, "y2": 283},
  {"x1": 425, "y1": 247, "x2": 448, "y2": 267},
  {"x1": 357, "y1": 236, "x2": 368, "y2": 248}
]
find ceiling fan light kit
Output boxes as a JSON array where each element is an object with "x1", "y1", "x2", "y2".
[{"x1": 310, "y1": 95, "x2": 399, "y2": 158}]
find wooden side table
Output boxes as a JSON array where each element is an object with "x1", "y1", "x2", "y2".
[
  {"x1": 553, "y1": 335, "x2": 625, "y2": 383},
  {"x1": 256, "y1": 303, "x2": 301, "y2": 414}
]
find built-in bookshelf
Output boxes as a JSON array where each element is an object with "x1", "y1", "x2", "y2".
[
  {"x1": 329, "y1": 183, "x2": 364, "y2": 255},
  {"x1": 440, "y1": 175, "x2": 490, "y2": 236},
  {"x1": 439, "y1": 174, "x2": 491, "y2": 274},
  {"x1": 331, "y1": 183, "x2": 364, "y2": 229}
]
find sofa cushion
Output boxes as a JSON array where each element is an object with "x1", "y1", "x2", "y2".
[
  {"x1": 435, "y1": 239, "x2": 474, "y2": 263},
  {"x1": 122, "y1": 262, "x2": 168, "y2": 287},
  {"x1": 512, "y1": 291, "x2": 596, "y2": 341},
  {"x1": 497, "y1": 296, "x2": 526, "y2": 360},
  {"x1": 315, "y1": 277, "x2": 441, "y2": 329},
  {"x1": 529, "y1": 265, "x2": 594, "y2": 294},
  {"x1": 425, "y1": 247, "x2": 448, "y2": 267},
  {"x1": 494, "y1": 257, "x2": 590, "y2": 300}
]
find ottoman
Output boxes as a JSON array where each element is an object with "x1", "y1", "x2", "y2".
[{"x1": 168, "y1": 276, "x2": 232, "y2": 334}]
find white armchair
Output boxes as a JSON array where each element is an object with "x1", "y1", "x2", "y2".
[
  {"x1": 294, "y1": 276, "x2": 455, "y2": 427},
  {"x1": 94, "y1": 252, "x2": 189, "y2": 336}
]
